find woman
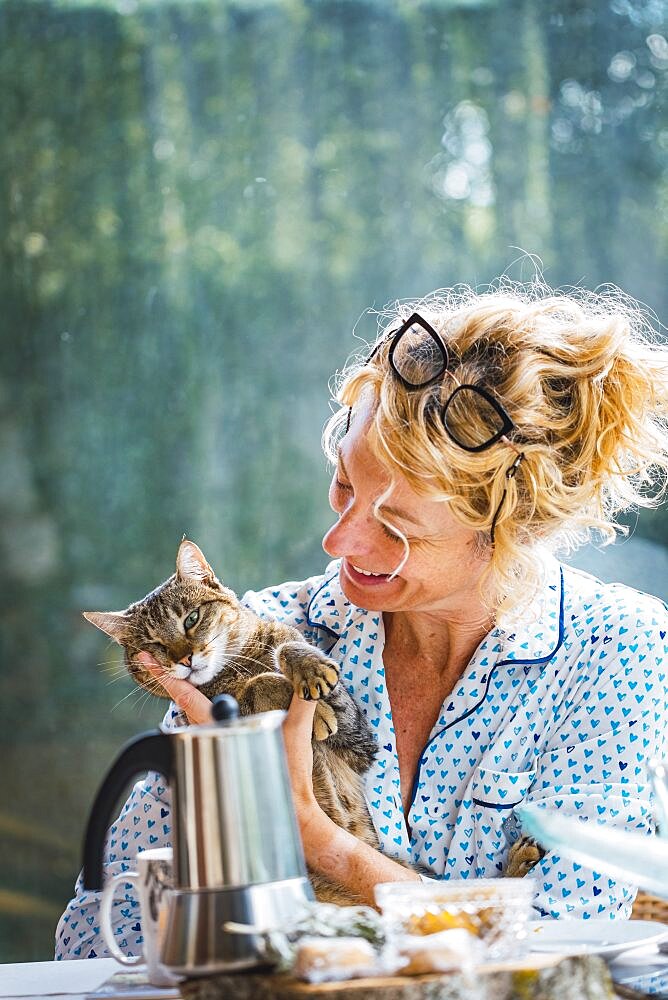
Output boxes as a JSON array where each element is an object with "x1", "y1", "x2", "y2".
[{"x1": 56, "y1": 282, "x2": 668, "y2": 959}]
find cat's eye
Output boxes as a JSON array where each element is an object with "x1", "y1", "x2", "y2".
[{"x1": 183, "y1": 608, "x2": 200, "y2": 630}]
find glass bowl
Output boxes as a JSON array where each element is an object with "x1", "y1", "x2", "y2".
[{"x1": 375, "y1": 878, "x2": 535, "y2": 961}]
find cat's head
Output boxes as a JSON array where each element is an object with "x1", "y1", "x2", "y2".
[{"x1": 84, "y1": 539, "x2": 245, "y2": 698}]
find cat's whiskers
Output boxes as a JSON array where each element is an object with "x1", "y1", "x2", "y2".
[
  {"x1": 111, "y1": 685, "x2": 149, "y2": 713},
  {"x1": 99, "y1": 657, "x2": 132, "y2": 678},
  {"x1": 197, "y1": 629, "x2": 243, "y2": 678},
  {"x1": 99, "y1": 662, "x2": 129, "y2": 678},
  {"x1": 134, "y1": 685, "x2": 158, "y2": 716},
  {"x1": 202, "y1": 624, "x2": 275, "y2": 679},
  {"x1": 221, "y1": 650, "x2": 275, "y2": 676},
  {"x1": 199, "y1": 645, "x2": 257, "y2": 678},
  {"x1": 111, "y1": 670, "x2": 168, "y2": 711},
  {"x1": 139, "y1": 672, "x2": 172, "y2": 695},
  {"x1": 103, "y1": 669, "x2": 133, "y2": 687}
]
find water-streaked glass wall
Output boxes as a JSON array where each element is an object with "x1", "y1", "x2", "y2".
[{"x1": 1, "y1": 0, "x2": 666, "y2": 961}]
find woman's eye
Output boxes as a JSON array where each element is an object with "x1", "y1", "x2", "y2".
[
  {"x1": 335, "y1": 478, "x2": 352, "y2": 493},
  {"x1": 184, "y1": 609, "x2": 200, "y2": 630},
  {"x1": 381, "y1": 523, "x2": 402, "y2": 543}
]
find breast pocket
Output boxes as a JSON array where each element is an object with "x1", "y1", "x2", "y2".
[
  {"x1": 471, "y1": 767, "x2": 536, "y2": 877},
  {"x1": 472, "y1": 767, "x2": 535, "y2": 809}
]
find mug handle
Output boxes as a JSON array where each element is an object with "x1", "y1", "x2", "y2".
[{"x1": 100, "y1": 871, "x2": 144, "y2": 966}]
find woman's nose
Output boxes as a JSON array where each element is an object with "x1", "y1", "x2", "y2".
[{"x1": 322, "y1": 505, "x2": 370, "y2": 558}]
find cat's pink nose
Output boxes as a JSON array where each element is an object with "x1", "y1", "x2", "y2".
[{"x1": 178, "y1": 654, "x2": 193, "y2": 668}]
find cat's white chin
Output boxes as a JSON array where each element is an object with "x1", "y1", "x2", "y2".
[
  {"x1": 172, "y1": 664, "x2": 193, "y2": 680},
  {"x1": 187, "y1": 659, "x2": 221, "y2": 687},
  {"x1": 188, "y1": 669, "x2": 218, "y2": 686}
]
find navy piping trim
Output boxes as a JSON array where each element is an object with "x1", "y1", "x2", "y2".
[
  {"x1": 471, "y1": 798, "x2": 523, "y2": 810},
  {"x1": 407, "y1": 568, "x2": 565, "y2": 816},
  {"x1": 327, "y1": 606, "x2": 377, "y2": 659},
  {"x1": 305, "y1": 566, "x2": 349, "y2": 650}
]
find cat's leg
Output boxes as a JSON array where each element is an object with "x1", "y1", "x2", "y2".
[
  {"x1": 309, "y1": 871, "x2": 365, "y2": 906},
  {"x1": 237, "y1": 667, "x2": 336, "y2": 742},
  {"x1": 276, "y1": 642, "x2": 340, "y2": 741},
  {"x1": 236, "y1": 672, "x2": 292, "y2": 716}
]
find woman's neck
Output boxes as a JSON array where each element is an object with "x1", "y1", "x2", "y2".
[{"x1": 382, "y1": 605, "x2": 495, "y2": 683}]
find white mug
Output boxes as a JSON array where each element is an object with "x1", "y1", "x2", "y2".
[{"x1": 100, "y1": 847, "x2": 179, "y2": 987}]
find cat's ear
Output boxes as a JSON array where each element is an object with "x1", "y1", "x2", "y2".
[
  {"x1": 83, "y1": 610, "x2": 133, "y2": 644},
  {"x1": 176, "y1": 539, "x2": 220, "y2": 588}
]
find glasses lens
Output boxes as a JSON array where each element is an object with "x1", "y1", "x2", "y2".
[
  {"x1": 443, "y1": 386, "x2": 507, "y2": 450},
  {"x1": 390, "y1": 320, "x2": 446, "y2": 388}
]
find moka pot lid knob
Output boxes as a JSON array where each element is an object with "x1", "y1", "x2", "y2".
[{"x1": 211, "y1": 693, "x2": 240, "y2": 723}]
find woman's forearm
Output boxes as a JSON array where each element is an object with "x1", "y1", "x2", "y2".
[
  {"x1": 301, "y1": 807, "x2": 420, "y2": 906},
  {"x1": 283, "y1": 695, "x2": 417, "y2": 904}
]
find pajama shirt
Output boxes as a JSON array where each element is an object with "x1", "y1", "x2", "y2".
[{"x1": 55, "y1": 551, "x2": 668, "y2": 960}]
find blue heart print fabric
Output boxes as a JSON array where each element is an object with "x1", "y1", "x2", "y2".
[{"x1": 55, "y1": 552, "x2": 668, "y2": 959}]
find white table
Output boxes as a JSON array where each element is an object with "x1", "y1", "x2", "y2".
[{"x1": 0, "y1": 958, "x2": 181, "y2": 999}]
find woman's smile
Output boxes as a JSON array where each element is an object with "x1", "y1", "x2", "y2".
[{"x1": 343, "y1": 559, "x2": 395, "y2": 588}]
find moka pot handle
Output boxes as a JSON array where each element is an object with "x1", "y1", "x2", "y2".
[{"x1": 82, "y1": 730, "x2": 173, "y2": 890}]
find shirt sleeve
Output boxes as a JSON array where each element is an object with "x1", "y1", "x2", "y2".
[
  {"x1": 525, "y1": 605, "x2": 668, "y2": 920},
  {"x1": 55, "y1": 705, "x2": 182, "y2": 960}
]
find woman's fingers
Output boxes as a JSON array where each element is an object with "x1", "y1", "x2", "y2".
[
  {"x1": 283, "y1": 692, "x2": 317, "y2": 743},
  {"x1": 136, "y1": 651, "x2": 212, "y2": 725},
  {"x1": 135, "y1": 650, "x2": 161, "y2": 671},
  {"x1": 282, "y1": 694, "x2": 317, "y2": 810}
]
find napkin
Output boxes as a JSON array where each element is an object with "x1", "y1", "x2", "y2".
[{"x1": 0, "y1": 957, "x2": 120, "y2": 997}]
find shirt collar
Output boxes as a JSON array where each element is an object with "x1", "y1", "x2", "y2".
[
  {"x1": 494, "y1": 550, "x2": 565, "y2": 666},
  {"x1": 306, "y1": 560, "x2": 358, "y2": 642}
]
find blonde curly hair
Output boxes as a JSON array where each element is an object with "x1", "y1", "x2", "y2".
[{"x1": 323, "y1": 281, "x2": 668, "y2": 616}]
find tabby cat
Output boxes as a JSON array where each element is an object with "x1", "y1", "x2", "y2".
[{"x1": 84, "y1": 539, "x2": 380, "y2": 905}]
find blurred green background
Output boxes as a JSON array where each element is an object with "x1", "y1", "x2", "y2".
[{"x1": 1, "y1": 0, "x2": 667, "y2": 963}]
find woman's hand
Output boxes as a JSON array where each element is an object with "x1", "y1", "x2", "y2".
[{"x1": 136, "y1": 652, "x2": 212, "y2": 725}]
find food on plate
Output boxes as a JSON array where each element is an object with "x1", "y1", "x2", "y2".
[
  {"x1": 292, "y1": 935, "x2": 379, "y2": 982},
  {"x1": 396, "y1": 927, "x2": 478, "y2": 975},
  {"x1": 406, "y1": 906, "x2": 495, "y2": 937}
]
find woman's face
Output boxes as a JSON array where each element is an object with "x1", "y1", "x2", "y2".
[{"x1": 322, "y1": 400, "x2": 493, "y2": 618}]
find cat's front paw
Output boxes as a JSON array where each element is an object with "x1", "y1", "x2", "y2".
[
  {"x1": 504, "y1": 835, "x2": 545, "y2": 878},
  {"x1": 277, "y1": 642, "x2": 340, "y2": 701},
  {"x1": 313, "y1": 701, "x2": 338, "y2": 741}
]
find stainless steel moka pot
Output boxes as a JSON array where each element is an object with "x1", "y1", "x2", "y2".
[{"x1": 83, "y1": 695, "x2": 313, "y2": 976}]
